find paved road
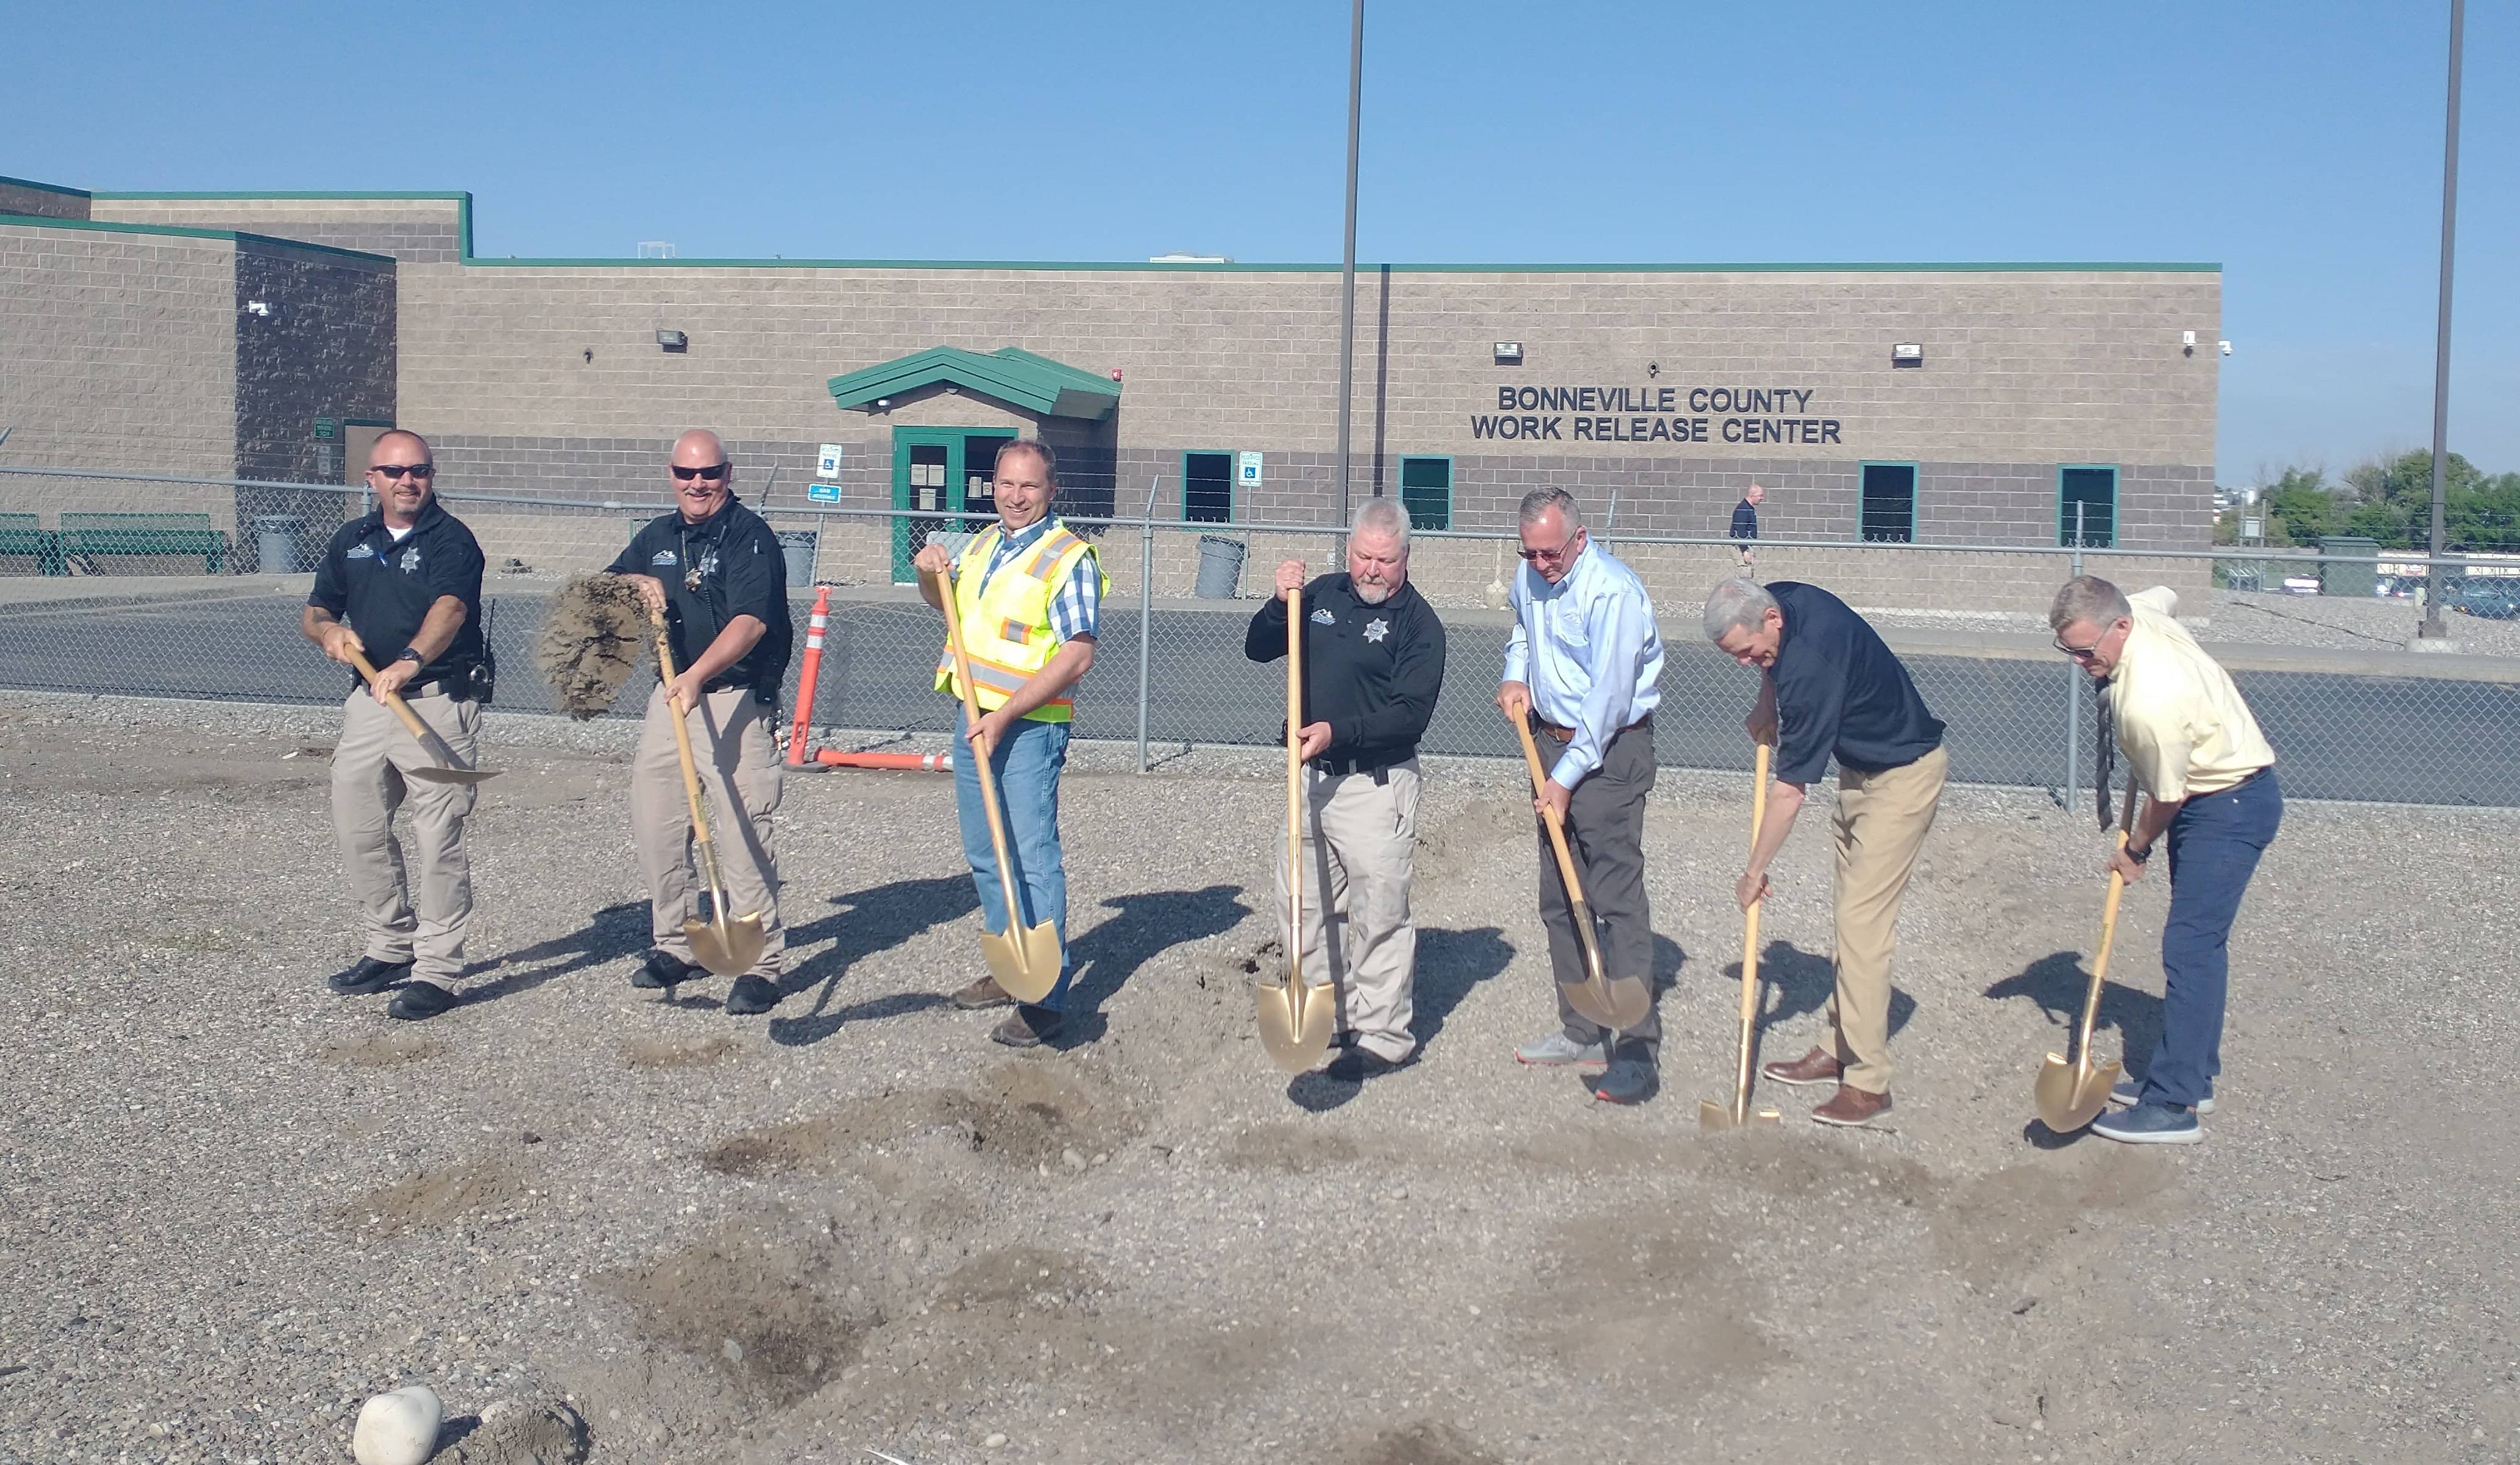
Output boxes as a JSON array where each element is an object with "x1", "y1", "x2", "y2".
[{"x1": 4, "y1": 591, "x2": 2515, "y2": 805}]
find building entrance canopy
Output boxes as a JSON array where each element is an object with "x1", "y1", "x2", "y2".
[{"x1": 826, "y1": 346, "x2": 1120, "y2": 421}]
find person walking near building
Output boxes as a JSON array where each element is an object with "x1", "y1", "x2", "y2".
[
  {"x1": 1704, "y1": 576, "x2": 1947, "y2": 1129},
  {"x1": 303, "y1": 429, "x2": 487, "y2": 1021},
  {"x1": 914, "y1": 440, "x2": 1106, "y2": 1049},
  {"x1": 1244, "y1": 499, "x2": 1447, "y2": 1081},
  {"x1": 1499, "y1": 488, "x2": 1666, "y2": 1105},
  {"x1": 2050, "y1": 575, "x2": 2280, "y2": 1145},
  {"x1": 606, "y1": 429, "x2": 793, "y2": 1016},
  {"x1": 1729, "y1": 482, "x2": 1765, "y2": 567}
]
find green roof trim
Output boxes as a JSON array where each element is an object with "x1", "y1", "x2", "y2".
[
  {"x1": 826, "y1": 347, "x2": 1121, "y2": 420},
  {"x1": 0, "y1": 212, "x2": 396, "y2": 266},
  {"x1": 478, "y1": 255, "x2": 2219, "y2": 274},
  {"x1": 0, "y1": 175, "x2": 91, "y2": 198},
  {"x1": 90, "y1": 189, "x2": 472, "y2": 199}
]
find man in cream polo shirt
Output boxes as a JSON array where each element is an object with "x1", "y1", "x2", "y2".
[{"x1": 2048, "y1": 575, "x2": 2281, "y2": 1145}]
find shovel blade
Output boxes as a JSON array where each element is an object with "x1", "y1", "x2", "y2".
[
  {"x1": 2034, "y1": 1053, "x2": 2122, "y2": 1133},
  {"x1": 1255, "y1": 979, "x2": 1337, "y2": 1074},
  {"x1": 685, "y1": 912, "x2": 767, "y2": 978},
  {"x1": 1559, "y1": 898, "x2": 1651, "y2": 1031},
  {"x1": 981, "y1": 922, "x2": 1065, "y2": 1005},
  {"x1": 1698, "y1": 1099, "x2": 1783, "y2": 1132},
  {"x1": 404, "y1": 763, "x2": 500, "y2": 786}
]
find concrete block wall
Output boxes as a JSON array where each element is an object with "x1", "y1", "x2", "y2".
[
  {"x1": 0, "y1": 176, "x2": 91, "y2": 220},
  {"x1": 92, "y1": 196, "x2": 468, "y2": 264}
]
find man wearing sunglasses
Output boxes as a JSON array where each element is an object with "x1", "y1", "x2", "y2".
[
  {"x1": 1704, "y1": 575, "x2": 1946, "y2": 1129},
  {"x1": 1496, "y1": 488, "x2": 1667, "y2": 1105},
  {"x1": 606, "y1": 429, "x2": 795, "y2": 1016},
  {"x1": 302, "y1": 430, "x2": 487, "y2": 1020},
  {"x1": 2050, "y1": 575, "x2": 2279, "y2": 1145}
]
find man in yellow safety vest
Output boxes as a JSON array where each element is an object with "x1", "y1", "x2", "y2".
[{"x1": 913, "y1": 439, "x2": 1107, "y2": 1047}]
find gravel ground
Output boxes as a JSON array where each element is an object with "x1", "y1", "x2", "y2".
[{"x1": 4, "y1": 692, "x2": 2516, "y2": 1465}]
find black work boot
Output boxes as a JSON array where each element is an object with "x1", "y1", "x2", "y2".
[
  {"x1": 328, "y1": 956, "x2": 410, "y2": 996},
  {"x1": 633, "y1": 950, "x2": 707, "y2": 991}
]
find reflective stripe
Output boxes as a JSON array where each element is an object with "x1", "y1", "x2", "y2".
[{"x1": 936, "y1": 518, "x2": 1103, "y2": 724}]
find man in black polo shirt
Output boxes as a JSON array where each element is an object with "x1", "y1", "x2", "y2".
[
  {"x1": 1728, "y1": 482, "x2": 1764, "y2": 568},
  {"x1": 605, "y1": 429, "x2": 795, "y2": 1016},
  {"x1": 1703, "y1": 577, "x2": 1947, "y2": 1128},
  {"x1": 1244, "y1": 498, "x2": 1446, "y2": 1080},
  {"x1": 302, "y1": 429, "x2": 487, "y2": 1021}
]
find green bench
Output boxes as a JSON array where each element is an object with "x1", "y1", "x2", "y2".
[
  {"x1": 58, "y1": 512, "x2": 229, "y2": 574},
  {"x1": 0, "y1": 513, "x2": 67, "y2": 575}
]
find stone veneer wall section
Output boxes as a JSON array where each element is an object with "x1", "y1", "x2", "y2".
[
  {"x1": 92, "y1": 196, "x2": 467, "y2": 264},
  {"x1": 0, "y1": 177, "x2": 92, "y2": 220}
]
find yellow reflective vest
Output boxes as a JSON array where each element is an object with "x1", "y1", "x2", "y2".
[{"x1": 934, "y1": 518, "x2": 1107, "y2": 722}]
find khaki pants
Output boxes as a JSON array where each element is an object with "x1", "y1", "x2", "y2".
[
  {"x1": 1827, "y1": 744, "x2": 1948, "y2": 1092},
  {"x1": 630, "y1": 685, "x2": 785, "y2": 978},
  {"x1": 1273, "y1": 760, "x2": 1421, "y2": 1061},
  {"x1": 332, "y1": 688, "x2": 478, "y2": 986}
]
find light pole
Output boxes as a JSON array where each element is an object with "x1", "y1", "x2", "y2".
[
  {"x1": 2420, "y1": 0, "x2": 2464, "y2": 639},
  {"x1": 1334, "y1": 0, "x2": 1364, "y2": 523}
]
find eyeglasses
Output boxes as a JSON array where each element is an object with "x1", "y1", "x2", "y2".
[
  {"x1": 369, "y1": 462, "x2": 435, "y2": 480},
  {"x1": 2052, "y1": 636, "x2": 2106, "y2": 661},
  {"x1": 671, "y1": 462, "x2": 730, "y2": 482},
  {"x1": 1518, "y1": 528, "x2": 1583, "y2": 563}
]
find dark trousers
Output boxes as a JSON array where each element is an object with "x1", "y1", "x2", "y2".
[
  {"x1": 2141, "y1": 769, "x2": 2282, "y2": 1108},
  {"x1": 1535, "y1": 721, "x2": 1659, "y2": 1059}
]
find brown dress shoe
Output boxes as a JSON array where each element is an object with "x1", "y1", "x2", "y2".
[
  {"x1": 1761, "y1": 1045, "x2": 1844, "y2": 1088},
  {"x1": 951, "y1": 975, "x2": 1014, "y2": 1010},
  {"x1": 1811, "y1": 1085, "x2": 1893, "y2": 1129}
]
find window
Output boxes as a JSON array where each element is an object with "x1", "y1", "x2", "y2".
[
  {"x1": 1399, "y1": 456, "x2": 1452, "y2": 531},
  {"x1": 1182, "y1": 451, "x2": 1234, "y2": 523},
  {"x1": 2059, "y1": 465, "x2": 2118, "y2": 548},
  {"x1": 1859, "y1": 463, "x2": 1916, "y2": 543}
]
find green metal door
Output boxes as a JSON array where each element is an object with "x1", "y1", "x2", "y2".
[{"x1": 890, "y1": 428, "x2": 1017, "y2": 582}]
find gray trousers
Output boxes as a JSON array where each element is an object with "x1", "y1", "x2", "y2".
[
  {"x1": 1534, "y1": 720, "x2": 1659, "y2": 1058},
  {"x1": 332, "y1": 688, "x2": 478, "y2": 986},
  {"x1": 629, "y1": 685, "x2": 786, "y2": 978}
]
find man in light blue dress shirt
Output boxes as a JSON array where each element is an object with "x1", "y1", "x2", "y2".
[{"x1": 1496, "y1": 488, "x2": 1666, "y2": 1104}]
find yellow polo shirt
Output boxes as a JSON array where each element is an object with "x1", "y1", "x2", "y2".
[{"x1": 2106, "y1": 587, "x2": 2276, "y2": 801}]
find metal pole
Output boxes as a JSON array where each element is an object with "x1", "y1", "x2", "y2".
[
  {"x1": 2421, "y1": 0, "x2": 2464, "y2": 639},
  {"x1": 1333, "y1": 0, "x2": 1364, "y2": 523},
  {"x1": 2066, "y1": 501, "x2": 2086, "y2": 809},
  {"x1": 1137, "y1": 478, "x2": 1157, "y2": 773}
]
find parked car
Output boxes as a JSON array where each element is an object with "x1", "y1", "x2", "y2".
[
  {"x1": 2453, "y1": 581, "x2": 2520, "y2": 620},
  {"x1": 2281, "y1": 576, "x2": 2322, "y2": 596}
]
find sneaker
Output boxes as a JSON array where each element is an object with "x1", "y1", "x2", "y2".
[
  {"x1": 725, "y1": 975, "x2": 781, "y2": 1016},
  {"x1": 2091, "y1": 1102, "x2": 2201, "y2": 1146},
  {"x1": 633, "y1": 950, "x2": 707, "y2": 991},
  {"x1": 951, "y1": 975, "x2": 1015, "y2": 1011},
  {"x1": 387, "y1": 980, "x2": 457, "y2": 1021},
  {"x1": 1761, "y1": 1046, "x2": 1844, "y2": 1088},
  {"x1": 1590, "y1": 1058, "x2": 1659, "y2": 1105},
  {"x1": 329, "y1": 956, "x2": 410, "y2": 996},
  {"x1": 1812, "y1": 1085, "x2": 1894, "y2": 1129},
  {"x1": 1323, "y1": 1047, "x2": 1416, "y2": 1082},
  {"x1": 2108, "y1": 1077, "x2": 2215, "y2": 1114},
  {"x1": 1515, "y1": 1031, "x2": 1609, "y2": 1068},
  {"x1": 991, "y1": 1005, "x2": 1062, "y2": 1049}
]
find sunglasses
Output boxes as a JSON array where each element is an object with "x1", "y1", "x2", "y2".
[
  {"x1": 671, "y1": 462, "x2": 731, "y2": 482},
  {"x1": 370, "y1": 462, "x2": 435, "y2": 480},
  {"x1": 1518, "y1": 528, "x2": 1582, "y2": 563},
  {"x1": 2052, "y1": 636, "x2": 2105, "y2": 661}
]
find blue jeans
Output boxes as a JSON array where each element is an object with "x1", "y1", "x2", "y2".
[
  {"x1": 952, "y1": 709, "x2": 1073, "y2": 1009},
  {"x1": 2141, "y1": 769, "x2": 2282, "y2": 1108}
]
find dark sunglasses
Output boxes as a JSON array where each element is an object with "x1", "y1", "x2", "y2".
[
  {"x1": 1517, "y1": 528, "x2": 1582, "y2": 562},
  {"x1": 2052, "y1": 636, "x2": 2105, "y2": 661},
  {"x1": 370, "y1": 462, "x2": 435, "y2": 480},
  {"x1": 671, "y1": 462, "x2": 731, "y2": 482}
]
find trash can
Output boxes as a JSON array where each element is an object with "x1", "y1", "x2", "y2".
[
  {"x1": 777, "y1": 529, "x2": 818, "y2": 587},
  {"x1": 1194, "y1": 535, "x2": 1246, "y2": 599},
  {"x1": 254, "y1": 515, "x2": 304, "y2": 575},
  {"x1": 2318, "y1": 536, "x2": 2379, "y2": 598}
]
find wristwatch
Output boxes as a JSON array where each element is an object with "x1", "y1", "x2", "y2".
[
  {"x1": 395, "y1": 648, "x2": 423, "y2": 666},
  {"x1": 2124, "y1": 840, "x2": 2154, "y2": 865}
]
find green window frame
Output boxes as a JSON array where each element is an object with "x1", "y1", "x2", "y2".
[
  {"x1": 1858, "y1": 462, "x2": 1918, "y2": 543},
  {"x1": 1182, "y1": 450, "x2": 1235, "y2": 523},
  {"x1": 1398, "y1": 456, "x2": 1452, "y2": 531},
  {"x1": 2058, "y1": 464, "x2": 2119, "y2": 548}
]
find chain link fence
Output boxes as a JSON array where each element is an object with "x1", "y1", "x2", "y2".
[{"x1": 3, "y1": 464, "x2": 2516, "y2": 807}]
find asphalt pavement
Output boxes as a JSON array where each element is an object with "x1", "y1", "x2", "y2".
[{"x1": 2, "y1": 588, "x2": 2515, "y2": 805}]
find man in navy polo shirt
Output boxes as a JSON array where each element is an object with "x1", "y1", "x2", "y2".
[
  {"x1": 1703, "y1": 576, "x2": 1947, "y2": 1128},
  {"x1": 302, "y1": 429, "x2": 487, "y2": 1021}
]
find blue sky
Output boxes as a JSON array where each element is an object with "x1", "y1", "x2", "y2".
[{"x1": 10, "y1": 0, "x2": 2513, "y2": 481}]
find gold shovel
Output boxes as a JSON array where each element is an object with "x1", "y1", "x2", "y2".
[
  {"x1": 2034, "y1": 783, "x2": 2141, "y2": 1132},
  {"x1": 1256, "y1": 583, "x2": 1337, "y2": 1073},
  {"x1": 346, "y1": 650, "x2": 498, "y2": 786},
  {"x1": 649, "y1": 611, "x2": 768, "y2": 978},
  {"x1": 938, "y1": 570, "x2": 1063, "y2": 1003},
  {"x1": 1509, "y1": 708, "x2": 1651, "y2": 1032},
  {"x1": 1702, "y1": 741, "x2": 1782, "y2": 1130}
]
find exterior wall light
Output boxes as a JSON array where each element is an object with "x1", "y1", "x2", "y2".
[
  {"x1": 656, "y1": 329, "x2": 688, "y2": 352},
  {"x1": 1493, "y1": 341, "x2": 1523, "y2": 365},
  {"x1": 1891, "y1": 342, "x2": 1924, "y2": 368}
]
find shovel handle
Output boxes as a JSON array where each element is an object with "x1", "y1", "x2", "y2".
[
  {"x1": 649, "y1": 613, "x2": 720, "y2": 859},
  {"x1": 346, "y1": 649, "x2": 437, "y2": 746},
  {"x1": 1727, "y1": 741, "x2": 1775, "y2": 1119},
  {"x1": 1285, "y1": 584, "x2": 1305, "y2": 994},
  {"x1": 1509, "y1": 712, "x2": 1590, "y2": 908},
  {"x1": 2073, "y1": 787, "x2": 2143, "y2": 1060},
  {"x1": 939, "y1": 566, "x2": 1035, "y2": 967}
]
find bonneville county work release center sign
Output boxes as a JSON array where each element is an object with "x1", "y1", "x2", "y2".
[{"x1": 1473, "y1": 385, "x2": 1841, "y2": 445}]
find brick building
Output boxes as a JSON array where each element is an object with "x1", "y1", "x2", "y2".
[{"x1": 3, "y1": 176, "x2": 2219, "y2": 599}]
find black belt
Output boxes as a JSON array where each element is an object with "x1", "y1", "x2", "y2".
[
  {"x1": 1309, "y1": 752, "x2": 1411, "y2": 782},
  {"x1": 1534, "y1": 713, "x2": 1651, "y2": 744}
]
